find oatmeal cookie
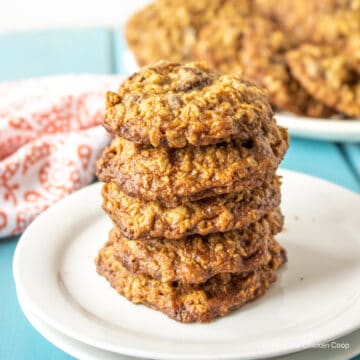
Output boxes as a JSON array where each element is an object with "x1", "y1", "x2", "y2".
[
  {"x1": 104, "y1": 61, "x2": 274, "y2": 148},
  {"x1": 125, "y1": 0, "x2": 252, "y2": 66},
  {"x1": 193, "y1": 16, "x2": 246, "y2": 74},
  {"x1": 253, "y1": 0, "x2": 358, "y2": 43},
  {"x1": 96, "y1": 122, "x2": 289, "y2": 206},
  {"x1": 102, "y1": 176, "x2": 281, "y2": 240},
  {"x1": 286, "y1": 44, "x2": 360, "y2": 117},
  {"x1": 111, "y1": 208, "x2": 283, "y2": 283},
  {"x1": 347, "y1": 34, "x2": 360, "y2": 73},
  {"x1": 241, "y1": 17, "x2": 336, "y2": 117},
  {"x1": 95, "y1": 236, "x2": 286, "y2": 323},
  {"x1": 306, "y1": 2, "x2": 360, "y2": 44}
]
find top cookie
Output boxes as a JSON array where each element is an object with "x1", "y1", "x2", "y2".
[{"x1": 104, "y1": 61, "x2": 274, "y2": 148}]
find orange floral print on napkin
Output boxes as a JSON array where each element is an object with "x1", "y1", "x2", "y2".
[{"x1": 0, "y1": 75, "x2": 123, "y2": 237}]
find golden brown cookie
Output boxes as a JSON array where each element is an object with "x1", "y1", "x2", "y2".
[
  {"x1": 102, "y1": 176, "x2": 281, "y2": 240},
  {"x1": 241, "y1": 17, "x2": 336, "y2": 118},
  {"x1": 125, "y1": 0, "x2": 252, "y2": 66},
  {"x1": 111, "y1": 208, "x2": 283, "y2": 283},
  {"x1": 286, "y1": 44, "x2": 360, "y2": 118},
  {"x1": 252, "y1": 0, "x2": 358, "y2": 43},
  {"x1": 305, "y1": 2, "x2": 360, "y2": 44},
  {"x1": 347, "y1": 34, "x2": 360, "y2": 73},
  {"x1": 95, "y1": 236, "x2": 286, "y2": 323},
  {"x1": 96, "y1": 121, "x2": 289, "y2": 206},
  {"x1": 104, "y1": 61, "x2": 274, "y2": 148},
  {"x1": 193, "y1": 16, "x2": 246, "y2": 74}
]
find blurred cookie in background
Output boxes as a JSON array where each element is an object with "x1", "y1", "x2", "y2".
[
  {"x1": 286, "y1": 44, "x2": 360, "y2": 118},
  {"x1": 125, "y1": 0, "x2": 359, "y2": 119},
  {"x1": 193, "y1": 16, "x2": 246, "y2": 75},
  {"x1": 125, "y1": 0, "x2": 252, "y2": 65},
  {"x1": 241, "y1": 17, "x2": 336, "y2": 118}
]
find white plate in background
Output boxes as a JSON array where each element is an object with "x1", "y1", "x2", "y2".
[
  {"x1": 276, "y1": 113, "x2": 360, "y2": 143},
  {"x1": 13, "y1": 170, "x2": 360, "y2": 360}
]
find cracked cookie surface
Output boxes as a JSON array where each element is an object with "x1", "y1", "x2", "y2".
[
  {"x1": 95, "y1": 235, "x2": 286, "y2": 323},
  {"x1": 111, "y1": 208, "x2": 283, "y2": 283},
  {"x1": 96, "y1": 121, "x2": 288, "y2": 206},
  {"x1": 104, "y1": 61, "x2": 274, "y2": 148},
  {"x1": 102, "y1": 176, "x2": 281, "y2": 240}
]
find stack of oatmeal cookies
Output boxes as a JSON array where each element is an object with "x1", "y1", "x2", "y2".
[
  {"x1": 95, "y1": 61, "x2": 289, "y2": 322},
  {"x1": 126, "y1": 0, "x2": 360, "y2": 118}
]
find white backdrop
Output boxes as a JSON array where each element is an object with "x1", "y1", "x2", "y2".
[{"x1": 0, "y1": 0, "x2": 151, "y2": 32}]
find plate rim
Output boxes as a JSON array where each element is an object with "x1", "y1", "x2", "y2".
[
  {"x1": 276, "y1": 113, "x2": 360, "y2": 143},
  {"x1": 13, "y1": 169, "x2": 360, "y2": 360},
  {"x1": 18, "y1": 290, "x2": 360, "y2": 360},
  {"x1": 16, "y1": 286, "x2": 130, "y2": 360}
]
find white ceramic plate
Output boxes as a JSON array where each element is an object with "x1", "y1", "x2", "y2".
[
  {"x1": 16, "y1": 287, "x2": 360, "y2": 360},
  {"x1": 276, "y1": 113, "x2": 360, "y2": 143},
  {"x1": 17, "y1": 287, "x2": 134, "y2": 360},
  {"x1": 13, "y1": 170, "x2": 360, "y2": 360},
  {"x1": 123, "y1": 49, "x2": 360, "y2": 143}
]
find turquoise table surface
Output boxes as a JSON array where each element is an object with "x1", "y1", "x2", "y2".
[{"x1": 0, "y1": 28, "x2": 360, "y2": 360}]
